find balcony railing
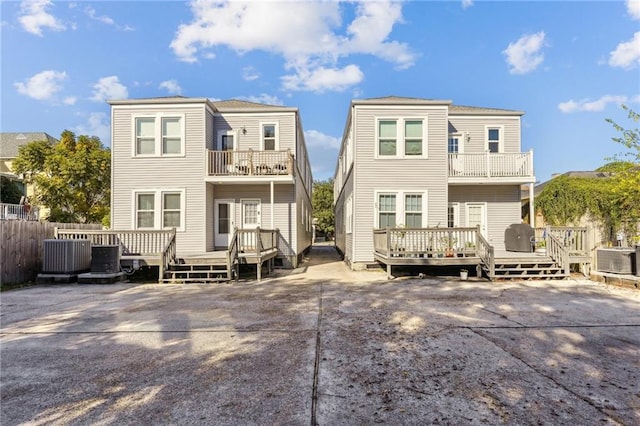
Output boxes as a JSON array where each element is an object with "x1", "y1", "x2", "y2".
[
  {"x1": 207, "y1": 149, "x2": 294, "y2": 177},
  {"x1": 0, "y1": 203, "x2": 40, "y2": 221},
  {"x1": 448, "y1": 151, "x2": 533, "y2": 179}
]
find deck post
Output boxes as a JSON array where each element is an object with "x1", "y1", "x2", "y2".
[
  {"x1": 528, "y1": 182, "x2": 535, "y2": 227},
  {"x1": 387, "y1": 263, "x2": 393, "y2": 280}
]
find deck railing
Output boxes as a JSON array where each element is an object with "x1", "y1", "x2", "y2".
[
  {"x1": 534, "y1": 226, "x2": 589, "y2": 257},
  {"x1": 476, "y1": 231, "x2": 495, "y2": 278},
  {"x1": 236, "y1": 227, "x2": 278, "y2": 255},
  {"x1": 0, "y1": 203, "x2": 40, "y2": 221},
  {"x1": 227, "y1": 229, "x2": 239, "y2": 281},
  {"x1": 207, "y1": 149, "x2": 294, "y2": 177},
  {"x1": 373, "y1": 227, "x2": 479, "y2": 258},
  {"x1": 546, "y1": 233, "x2": 570, "y2": 276},
  {"x1": 54, "y1": 228, "x2": 177, "y2": 279},
  {"x1": 448, "y1": 151, "x2": 533, "y2": 178}
]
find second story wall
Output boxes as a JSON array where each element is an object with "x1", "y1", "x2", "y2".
[
  {"x1": 212, "y1": 112, "x2": 296, "y2": 152},
  {"x1": 448, "y1": 110, "x2": 523, "y2": 154}
]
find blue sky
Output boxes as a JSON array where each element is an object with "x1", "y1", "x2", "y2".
[{"x1": 1, "y1": 0, "x2": 639, "y2": 183}]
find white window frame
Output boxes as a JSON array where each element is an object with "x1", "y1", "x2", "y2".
[
  {"x1": 217, "y1": 130, "x2": 237, "y2": 151},
  {"x1": 132, "y1": 114, "x2": 185, "y2": 157},
  {"x1": 345, "y1": 195, "x2": 353, "y2": 234},
  {"x1": 374, "y1": 190, "x2": 428, "y2": 228},
  {"x1": 465, "y1": 202, "x2": 488, "y2": 236},
  {"x1": 448, "y1": 202, "x2": 460, "y2": 228},
  {"x1": 240, "y1": 198, "x2": 261, "y2": 228},
  {"x1": 485, "y1": 125, "x2": 504, "y2": 153},
  {"x1": 448, "y1": 133, "x2": 464, "y2": 154},
  {"x1": 132, "y1": 189, "x2": 186, "y2": 232},
  {"x1": 260, "y1": 122, "x2": 279, "y2": 151},
  {"x1": 404, "y1": 193, "x2": 424, "y2": 228},
  {"x1": 375, "y1": 117, "x2": 428, "y2": 159}
]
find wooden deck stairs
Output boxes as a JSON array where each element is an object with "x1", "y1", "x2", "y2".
[
  {"x1": 487, "y1": 255, "x2": 567, "y2": 280},
  {"x1": 162, "y1": 255, "x2": 233, "y2": 283}
]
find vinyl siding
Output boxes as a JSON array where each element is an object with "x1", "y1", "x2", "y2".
[
  {"x1": 111, "y1": 104, "x2": 207, "y2": 255},
  {"x1": 213, "y1": 184, "x2": 297, "y2": 257},
  {"x1": 213, "y1": 113, "x2": 296, "y2": 152},
  {"x1": 449, "y1": 185, "x2": 522, "y2": 250},
  {"x1": 352, "y1": 105, "x2": 449, "y2": 263},
  {"x1": 334, "y1": 167, "x2": 353, "y2": 261},
  {"x1": 447, "y1": 116, "x2": 521, "y2": 153}
]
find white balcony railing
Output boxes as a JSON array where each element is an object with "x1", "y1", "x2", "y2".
[
  {"x1": 448, "y1": 151, "x2": 533, "y2": 179},
  {"x1": 0, "y1": 203, "x2": 40, "y2": 221},
  {"x1": 207, "y1": 149, "x2": 294, "y2": 177}
]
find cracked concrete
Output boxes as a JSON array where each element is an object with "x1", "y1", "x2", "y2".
[{"x1": 1, "y1": 244, "x2": 639, "y2": 425}]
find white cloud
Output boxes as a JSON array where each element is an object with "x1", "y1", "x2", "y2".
[
  {"x1": 170, "y1": 0, "x2": 414, "y2": 92},
  {"x1": 242, "y1": 66, "x2": 260, "y2": 81},
  {"x1": 557, "y1": 95, "x2": 628, "y2": 113},
  {"x1": 282, "y1": 64, "x2": 364, "y2": 93},
  {"x1": 159, "y1": 79, "x2": 182, "y2": 95},
  {"x1": 85, "y1": 6, "x2": 113, "y2": 25},
  {"x1": 74, "y1": 112, "x2": 110, "y2": 145},
  {"x1": 462, "y1": 0, "x2": 474, "y2": 9},
  {"x1": 627, "y1": 0, "x2": 640, "y2": 20},
  {"x1": 237, "y1": 94, "x2": 284, "y2": 106},
  {"x1": 90, "y1": 76, "x2": 128, "y2": 102},
  {"x1": 304, "y1": 130, "x2": 340, "y2": 150},
  {"x1": 609, "y1": 31, "x2": 640, "y2": 69},
  {"x1": 63, "y1": 96, "x2": 77, "y2": 105},
  {"x1": 14, "y1": 70, "x2": 67, "y2": 100},
  {"x1": 18, "y1": 0, "x2": 65, "y2": 36},
  {"x1": 503, "y1": 31, "x2": 547, "y2": 74}
]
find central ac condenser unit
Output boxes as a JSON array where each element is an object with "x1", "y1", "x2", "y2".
[
  {"x1": 42, "y1": 239, "x2": 91, "y2": 274},
  {"x1": 91, "y1": 245, "x2": 121, "y2": 273}
]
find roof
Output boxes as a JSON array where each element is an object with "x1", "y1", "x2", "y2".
[
  {"x1": 351, "y1": 96, "x2": 523, "y2": 115},
  {"x1": 0, "y1": 132, "x2": 58, "y2": 159},
  {"x1": 212, "y1": 99, "x2": 297, "y2": 113}
]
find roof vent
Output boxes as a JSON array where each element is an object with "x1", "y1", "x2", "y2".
[{"x1": 16, "y1": 133, "x2": 26, "y2": 139}]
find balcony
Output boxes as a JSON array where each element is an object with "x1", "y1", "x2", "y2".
[
  {"x1": 1, "y1": 202, "x2": 40, "y2": 221},
  {"x1": 448, "y1": 151, "x2": 534, "y2": 184},
  {"x1": 206, "y1": 149, "x2": 295, "y2": 181}
]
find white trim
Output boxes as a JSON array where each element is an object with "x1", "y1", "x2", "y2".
[
  {"x1": 132, "y1": 188, "x2": 186, "y2": 232},
  {"x1": 465, "y1": 202, "x2": 487, "y2": 236},
  {"x1": 114, "y1": 103, "x2": 207, "y2": 111},
  {"x1": 447, "y1": 132, "x2": 465, "y2": 154},
  {"x1": 240, "y1": 198, "x2": 261, "y2": 228},
  {"x1": 216, "y1": 130, "x2": 237, "y2": 151},
  {"x1": 260, "y1": 121, "x2": 279, "y2": 151},
  {"x1": 345, "y1": 195, "x2": 353, "y2": 234},
  {"x1": 373, "y1": 190, "x2": 428, "y2": 228},
  {"x1": 485, "y1": 125, "x2": 504, "y2": 153},
  {"x1": 131, "y1": 113, "x2": 186, "y2": 158},
  {"x1": 213, "y1": 111, "x2": 296, "y2": 117},
  {"x1": 448, "y1": 202, "x2": 460, "y2": 227},
  {"x1": 214, "y1": 198, "x2": 235, "y2": 247},
  {"x1": 355, "y1": 104, "x2": 448, "y2": 111},
  {"x1": 375, "y1": 116, "x2": 428, "y2": 159}
]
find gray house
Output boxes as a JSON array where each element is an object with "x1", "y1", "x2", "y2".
[
  {"x1": 333, "y1": 96, "x2": 536, "y2": 270},
  {"x1": 109, "y1": 96, "x2": 313, "y2": 269}
]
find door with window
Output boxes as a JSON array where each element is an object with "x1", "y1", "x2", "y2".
[
  {"x1": 215, "y1": 199, "x2": 235, "y2": 248},
  {"x1": 217, "y1": 131, "x2": 237, "y2": 174},
  {"x1": 240, "y1": 199, "x2": 261, "y2": 250},
  {"x1": 466, "y1": 203, "x2": 487, "y2": 237}
]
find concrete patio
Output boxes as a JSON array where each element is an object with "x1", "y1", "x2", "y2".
[{"x1": 1, "y1": 244, "x2": 639, "y2": 425}]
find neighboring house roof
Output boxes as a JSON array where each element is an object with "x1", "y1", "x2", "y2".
[
  {"x1": 0, "y1": 132, "x2": 58, "y2": 159},
  {"x1": 108, "y1": 96, "x2": 298, "y2": 113},
  {"x1": 521, "y1": 170, "x2": 613, "y2": 200}
]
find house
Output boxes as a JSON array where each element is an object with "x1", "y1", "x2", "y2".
[
  {"x1": 108, "y1": 96, "x2": 313, "y2": 271},
  {"x1": 0, "y1": 132, "x2": 57, "y2": 220},
  {"x1": 333, "y1": 96, "x2": 537, "y2": 272}
]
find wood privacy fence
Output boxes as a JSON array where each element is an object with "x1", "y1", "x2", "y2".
[{"x1": 0, "y1": 221, "x2": 102, "y2": 285}]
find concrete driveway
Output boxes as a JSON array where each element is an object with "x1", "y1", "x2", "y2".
[{"x1": 1, "y1": 245, "x2": 639, "y2": 425}]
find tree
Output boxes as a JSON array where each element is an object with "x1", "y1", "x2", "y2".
[
  {"x1": 606, "y1": 105, "x2": 640, "y2": 241},
  {"x1": 0, "y1": 177, "x2": 24, "y2": 204},
  {"x1": 12, "y1": 130, "x2": 111, "y2": 223},
  {"x1": 312, "y1": 179, "x2": 334, "y2": 235}
]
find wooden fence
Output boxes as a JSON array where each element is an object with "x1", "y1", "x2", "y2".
[{"x1": 0, "y1": 221, "x2": 102, "y2": 285}]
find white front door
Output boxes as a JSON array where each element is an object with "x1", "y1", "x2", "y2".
[
  {"x1": 240, "y1": 199, "x2": 261, "y2": 249},
  {"x1": 466, "y1": 203, "x2": 487, "y2": 237},
  {"x1": 215, "y1": 199, "x2": 235, "y2": 248}
]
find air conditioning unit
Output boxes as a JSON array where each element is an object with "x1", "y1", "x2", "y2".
[
  {"x1": 42, "y1": 239, "x2": 91, "y2": 274},
  {"x1": 597, "y1": 248, "x2": 636, "y2": 275},
  {"x1": 91, "y1": 245, "x2": 121, "y2": 273}
]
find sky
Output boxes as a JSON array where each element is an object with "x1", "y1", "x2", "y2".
[{"x1": 1, "y1": 0, "x2": 639, "y2": 183}]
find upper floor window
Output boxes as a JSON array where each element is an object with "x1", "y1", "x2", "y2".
[
  {"x1": 262, "y1": 123, "x2": 279, "y2": 151},
  {"x1": 134, "y1": 115, "x2": 184, "y2": 157},
  {"x1": 448, "y1": 133, "x2": 463, "y2": 153},
  {"x1": 377, "y1": 118, "x2": 426, "y2": 158},
  {"x1": 486, "y1": 126, "x2": 503, "y2": 153}
]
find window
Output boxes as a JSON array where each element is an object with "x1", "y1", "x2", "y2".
[
  {"x1": 378, "y1": 121, "x2": 397, "y2": 156},
  {"x1": 242, "y1": 200, "x2": 260, "y2": 227},
  {"x1": 134, "y1": 115, "x2": 184, "y2": 157},
  {"x1": 487, "y1": 126, "x2": 502, "y2": 153},
  {"x1": 404, "y1": 194, "x2": 422, "y2": 228},
  {"x1": 134, "y1": 190, "x2": 184, "y2": 231},
  {"x1": 346, "y1": 195, "x2": 353, "y2": 234},
  {"x1": 162, "y1": 193, "x2": 181, "y2": 228},
  {"x1": 448, "y1": 134, "x2": 461, "y2": 153},
  {"x1": 262, "y1": 124, "x2": 278, "y2": 150},
  {"x1": 448, "y1": 202, "x2": 460, "y2": 228},
  {"x1": 378, "y1": 194, "x2": 396, "y2": 228},
  {"x1": 404, "y1": 121, "x2": 423, "y2": 156},
  {"x1": 136, "y1": 118, "x2": 155, "y2": 155},
  {"x1": 137, "y1": 193, "x2": 155, "y2": 228},
  {"x1": 162, "y1": 118, "x2": 182, "y2": 154}
]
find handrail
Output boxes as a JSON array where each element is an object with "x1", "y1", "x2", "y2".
[
  {"x1": 207, "y1": 149, "x2": 294, "y2": 176},
  {"x1": 55, "y1": 228, "x2": 175, "y2": 255},
  {"x1": 476, "y1": 229, "x2": 495, "y2": 278},
  {"x1": 373, "y1": 227, "x2": 479, "y2": 258},
  {"x1": 160, "y1": 229, "x2": 177, "y2": 280},
  {"x1": 448, "y1": 151, "x2": 533, "y2": 178},
  {"x1": 1, "y1": 203, "x2": 40, "y2": 221},
  {"x1": 228, "y1": 228, "x2": 239, "y2": 281},
  {"x1": 546, "y1": 233, "x2": 570, "y2": 276},
  {"x1": 535, "y1": 226, "x2": 588, "y2": 257}
]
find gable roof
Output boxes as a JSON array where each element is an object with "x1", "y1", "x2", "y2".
[
  {"x1": 449, "y1": 104, "x2": 524, "y2": 116},
  {"x1": 212, "y1": 99, "x2": 297, "y2": 113},
  {"x1": 0, "y1": 132, "x2": 58, "y2": 159},
  {"x1": 351, "y1": 96, "x2": 523, "y2": 115}
]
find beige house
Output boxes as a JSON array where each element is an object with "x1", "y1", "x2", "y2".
[
  {"x1": 333, "y1": 96, "x2": 536, "y2": 269},
  {"x1": 108, "y1": 96, "x2": 313, "y2": 268}
]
